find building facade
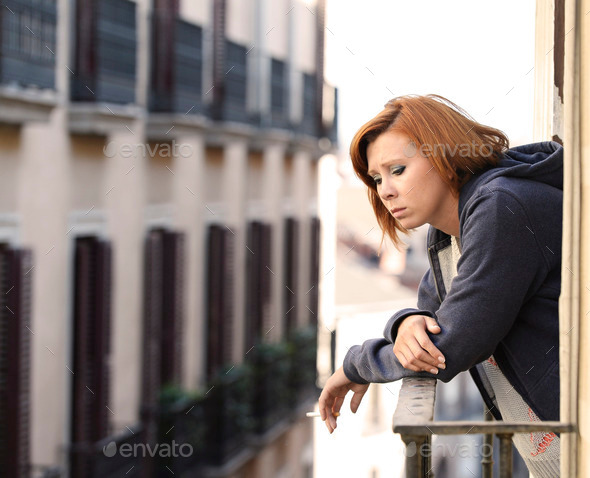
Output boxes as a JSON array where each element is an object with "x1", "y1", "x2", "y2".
[{"x1": 0, "y1": 0, "x2": 337, "y2": 476}]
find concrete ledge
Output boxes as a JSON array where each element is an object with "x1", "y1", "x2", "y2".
[
  {"x1": 0, "y1": 85, "x2": 58, "y2": 124},
  {"x1": 68, "y1": 102, "x2": 141, "y2": 136}
]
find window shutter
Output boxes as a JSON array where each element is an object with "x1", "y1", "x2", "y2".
[
  {"x1": 206, "y1": 225, "x2": 234, "y2": 379},
  {"x1": 260, "y1": 223, "x2": 272, "y2": 335},
  {"x1": 245, "y1": 222, "x2": 260, "y2": 351},
  {"x1": 70, "y1": 237, "x2": 112, "y2": 477},
  {"x1": 284, "y1": 218, "x2": 299, "y2": 335},
  {"x1": 161, "y1": 231, "x2": 184, "y2": 385},
  {"x1": 309, "y1": 217, "x2": 321, "y2": 325},
  {"x1": 151, "y1": 0, "x2": 179, "y2": 111},
  {"x1": 73, "y1": 0, "x2": 97, "y2": 100},
  {"x1": 0, "y1": 246, "x2": 33, "y2": 478},
  {"x1": 140, "y1": 230, "x2": 163, "y2": 419},
  {"x1": 245, "y1": 222, "x2": 272, "y2": 350},
  {"x1": 222, "y1": 227, "x2": 235, "y2": 364},
  {"x1": 211, "y1": 0, "x2": 227, "y2": 119}
]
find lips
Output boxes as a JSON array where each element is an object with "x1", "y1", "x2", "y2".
[{"x1": 391, "y1": 208, "x2": 406, "y2": 218}]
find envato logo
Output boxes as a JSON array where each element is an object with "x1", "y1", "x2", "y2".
[
  {"x1": 403, "y1": 141, "x2": 495, "y2": 159},
  {"x1": 103, "y1": 140, "x2": 193, "y2": 159},
  {"x1": 404, "y1": 441, "x2": 493, "y2": 459},
  {"x1": 102, "y1": 440, "x2": 193, "y2": 458}
]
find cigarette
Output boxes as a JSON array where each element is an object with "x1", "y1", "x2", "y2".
[{"x1": 306, "y1": 411, "x2": 340, "y2": 418}]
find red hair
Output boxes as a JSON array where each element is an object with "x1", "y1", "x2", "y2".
[{"x1": 350, "y1": 94, "x2": 509, "y2": 248}]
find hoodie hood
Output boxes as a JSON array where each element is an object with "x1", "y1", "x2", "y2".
[{"x1": 459, "y1": 141, "x2": 563, "y2": 215}]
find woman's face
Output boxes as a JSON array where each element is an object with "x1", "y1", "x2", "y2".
[{"x1": 366, "y1": 130, "x2": 459, "y2": 234}]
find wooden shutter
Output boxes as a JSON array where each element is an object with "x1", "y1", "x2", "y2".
[
  {"x1": 206, "y1": 225, "x2": 234, "y2": 379},
  {"x1": 284, "y1": 218, "x2": 298, "y2": 335},
  {"x1": 140, "y1": 230, "x2": 163, "y2": 418},
  {"x1": 151, "y1": 0, "x2": 179, "y2": 111},
  {"x1": 70, "y1": 237, "x2": 112, "y2": 477},
  {"x1": 0, "y1": 246, "x2": 33, "y2": 478},
  {"x1": 141, "y1": 228, "x2": 185, "y2": 407},
  {"x1": 245, "y1": 222, "x2": 260, "y2": 351},
  {"x1": 260, "y1": 224, "x2": 272, "y2": 335},
  {"x1": 309, "y1": 217, "x2": 321, "y2": 325},
  {"x1": 211, "y1": 0, "x2": 227, "y2": 119},
  {"x1": 73, "y1": 0, "x2": 97, "y2": 100},
  {"x1": 245, "y1": 222, "x2": 272, "y2": 350},
  {"x1": 161, "y1": 231, "x2": 184, "y2": 385}
]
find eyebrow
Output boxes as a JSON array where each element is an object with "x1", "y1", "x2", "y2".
[{"x1": 367, "y1": 158, "x2": 405, "y2": 177}]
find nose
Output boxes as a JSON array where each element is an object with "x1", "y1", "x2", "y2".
[{"x1": 379, "y1": 177, "x2": 398, "y2": 202}]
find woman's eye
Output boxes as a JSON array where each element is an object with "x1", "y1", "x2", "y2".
[
  {"x1": 372, "y1": 175, "x2": 382, "y2": 185},
  {"x1": 390, "y1": 166, "x2": 405, "y2": 176}
]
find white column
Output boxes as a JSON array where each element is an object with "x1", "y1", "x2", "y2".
[
  {"x1": 173, "y1": 134, "x2": 206, "y2": 389},
  {"x1": 293, "y1": 150, "x2": 312, "y2": 328},
  {"x1": 223, "y1": 139, "x2": 248, "y2": 363},
  {"x1": 104, "y1": 123, "x2": 147, "y2": 428},
  {"x1": 19, "y1": 110, "x2": 70, "y2": 469},
  {"x1": 262, "y1": 143, "x2": 285, "y2": 341}
]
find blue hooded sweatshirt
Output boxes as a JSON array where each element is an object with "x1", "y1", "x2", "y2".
[{"x1": 343, "y1": 141, "x2": 563, "y2": 422}]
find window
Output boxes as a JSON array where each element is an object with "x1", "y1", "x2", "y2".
[
  {"x1": 69, "y1": 236, "x2": 112, "y2": 477},
  {"x1": 0, "y1": 245, "x2": 33, "y2": 477}
]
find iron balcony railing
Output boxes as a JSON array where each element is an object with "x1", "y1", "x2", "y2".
[
  {"x1": 149, "y1": 11, "x2": 203, "y2": 114},
  {"x1": 0, "y1": 0, "x2": 57, "y2": 89},
  {"x1": 71, "y1": 0, "x2": 137, "y2": 104},
  {"x1": 69, "y1": 325, "x2": 319, "y2": 477},
  {"x1": 393, "y1": 377, "x2": 574, "y2": 478}
]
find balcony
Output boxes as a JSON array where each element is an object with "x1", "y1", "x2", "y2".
[
  {"x1": 222, "y1": 39, "x2": 251, "y2": 125},
  {"x1": 69, "y1": 427, "x2": 143, "y2": 478},
  {"x1": 392, "y1": 377, "x2": 574, "y2": 477},
  {"x1": 149, "y1": 12, "x2": 203, "y2": 115},
  {"x1": 71, "y1": 326, "x2": 318, "y2": 477},
  {"x1": 70, "y1": 0, "x2": 137, "y2": 105},
  {"x1": 270, "y1": 58, "x2": 289, "y2": 130},
  {"x1": 294, "y1": 72, "x2": 338, "y2": 145},
  {"x1": 0, "y1": 0, "x2": 57, "y2": 124}
]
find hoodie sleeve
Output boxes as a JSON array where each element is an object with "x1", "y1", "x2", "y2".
[
  {"x1": 381, "y1": 268, "x2": 440, "y2": 343},
  {"x1": 343, "y1": 189, "x2": 548, "y2": 385}
]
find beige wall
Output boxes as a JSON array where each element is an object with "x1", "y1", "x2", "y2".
[
  {"x1": 0, "y1": 126, "x2": 22, "y2": 212},
  {"x1": 292, "y1": 0, "x2": 317, "y2": 73},
  {"x1": 227, "y1": 0, "x2": 256, "y2": 44},
  {"x1": 179, "y1": 0, "x2": 211, "y2": 25},
  {"x1": 70, "y1": 136, "x2": 107, "y2": 210},
  {"x1": 267, "y1": 0, "x2": 290, "y2": 59}
]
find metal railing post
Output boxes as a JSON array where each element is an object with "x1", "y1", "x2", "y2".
[
  {"x1": 497, "y1": 433, "x2": 513, "y2": 478},
  {"x1": 400, "y1": 434, "x2": 433, "y2": 478},
  {"x1": 481, "y1": 406, "x2": 494, "y2": 478}
]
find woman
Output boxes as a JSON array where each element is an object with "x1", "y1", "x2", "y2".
[{"x1": 318, "y1": 95, "x2": 562, "y2": 476}]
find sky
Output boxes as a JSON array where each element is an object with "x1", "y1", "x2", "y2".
[{"x1": 325, "y1": 0, "x2": 537, "y2": 169}]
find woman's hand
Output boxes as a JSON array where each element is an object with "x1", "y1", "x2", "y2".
[
  {"x1": 318, "y1": 366, "x2": 370, "y2": 434},
  {"x1": 393, "y1": 315, "x2": 446, "y2": 373}
]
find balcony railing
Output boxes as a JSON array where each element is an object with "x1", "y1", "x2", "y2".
[
  {"x1": 71, "y1": 0, "x2": 137, "y2": 104},
  {"x1": 0, "y1": 0, "x2": 56, "y2": 89},
  {"x1": 149, "y1": 12, "x2": 203, "y2": 114},
  {"x1": 393, "y1": 377, "x2": 574, "y2": 478},
  {"x1": 76, "y1": 325, "x2": 318, "y2": 477},
  {"x1": 223, "y1": 39, "x2": 251, "y2": 124},
  {"x1": 299, "y1": 72, "x2": 317, "y2": 137},
  {"x1": 69, "y1": 427, "x2": 143, "y2": 478},
  {"x1": 270, "y1": 58, "x2": 289, "y2": 130}
]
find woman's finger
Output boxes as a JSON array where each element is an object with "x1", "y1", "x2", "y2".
[
  {"x1": 350, "y1": 387, "x2": 368, "y2": 413},
  {"x1": 408, "y1": 333, "x2": 445, "y2": 369},
  {"x1": 398, "y1": 343, "x2": 441, "y2": 373}
]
